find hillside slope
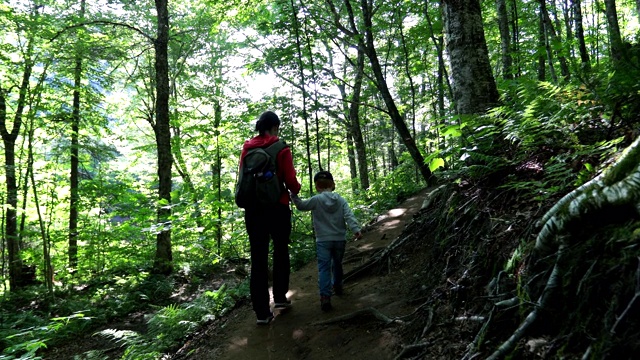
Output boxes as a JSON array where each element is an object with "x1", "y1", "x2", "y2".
[{"x1": 174, "y1": 167, "x2": 640, "y2": 359}]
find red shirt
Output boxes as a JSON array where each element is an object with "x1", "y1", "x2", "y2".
[{"x1": 239, "y1": 134, "x2": 301, "y2": 205}]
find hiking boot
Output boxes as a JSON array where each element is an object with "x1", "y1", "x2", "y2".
[
  {"x1": 256, "y1": 312, "x2": 274, "y2": 325},
  {"x1": 274, "y1": 300, "x2": 292, "y2": 309},
  {"x1": 320, "y1": 296, "x2": 332, "y2": 312},
  {"x1": 333, "y1": 286, "x2": 343, "y2": 296}
]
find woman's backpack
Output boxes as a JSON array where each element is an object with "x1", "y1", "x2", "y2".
[{"x1": 235, "y1": 140, "x2": 288, "y2": 208}]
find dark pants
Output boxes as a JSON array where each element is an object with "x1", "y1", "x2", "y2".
[{"x1": 244, "y1": 203, "x2": 292, "y2": 318}]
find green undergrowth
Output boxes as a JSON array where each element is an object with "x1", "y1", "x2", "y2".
[{"x1": 0, "y1": 262, "x2": 250, "y2": 360}]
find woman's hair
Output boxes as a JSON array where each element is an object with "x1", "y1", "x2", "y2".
[{"x1": 255, "y1": 111, "x2": 281, "y2": 134}]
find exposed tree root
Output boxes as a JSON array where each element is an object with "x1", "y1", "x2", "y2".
[
  {"x1": 344, "y1": 234, "x2": 414, "y2": 282},
  {"x1": 462, "y1": 307, "x2": 494, "y2": 360},
  {"x1": 536, "y1": 136, "x2": 640, "y2": 252},
  {"x1": 609, "y1": 256, "x2": 640, "y2": 336},
  {"x1": 393, "y1": 341, "x2": 431, "y2": 360},
  {"x1": 311, "y1": 307, "x2": 404, "y2": 326},
  {"x1": 484, "y1": 137, "x2": 640, "y2": 358},
  {"x1": 486, "y1": 245, "x2": 566, "y2": 360}
]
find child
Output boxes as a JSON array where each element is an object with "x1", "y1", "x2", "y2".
[{"x1": 290, "y1": 171, "x2": 361, "y2": 311}]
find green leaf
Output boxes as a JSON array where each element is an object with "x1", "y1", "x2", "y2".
[
  {"x1": 429, "y1": 158, "x2": 445, "y2": 172},
  {"x1": 442, "y1": 125, "x2": 462, "y2": 138}
]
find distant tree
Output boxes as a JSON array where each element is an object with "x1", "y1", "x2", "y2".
[
  {"x1": 496, "y1": 0, "x2": 514, "y2": 80},
  {"x1": 0, "y1": 4, "x2": 37, "y2": 291},
  {"x1": 69, "y1": 0, "x2": 86, "y2": 270},
  {"x1": 604, "y1": 0, "x2": 624, "y2": 65},
  {"x1": 152, "y1": 0, "x2": 173, "y2": 275},
  {"x1": 571, "y1": 0, "x2": 591, "y2": 70}
]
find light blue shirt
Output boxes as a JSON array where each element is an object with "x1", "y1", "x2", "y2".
[{"x1": 291, "y1": 191, "x2": 360, "y2": 242}]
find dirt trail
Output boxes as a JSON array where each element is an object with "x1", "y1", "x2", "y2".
[{"x1": 178, "y1": 188, "x2": 430, "y2": 360}]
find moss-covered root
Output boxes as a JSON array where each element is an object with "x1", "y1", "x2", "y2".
[
  {"x1": 536, "y1": 136, "x2": 640, "y2": 252},
  {"x1": 485, "y1": 245, "x2": 566, "y2": 360}
]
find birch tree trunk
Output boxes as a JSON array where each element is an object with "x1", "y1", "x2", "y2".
[{"x1": 442, "y1": 0, "x2": 499, "y2": 115}]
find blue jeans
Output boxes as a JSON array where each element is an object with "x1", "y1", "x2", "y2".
[{"x1": 316, "y1": 241, "x2": 346, "y2": 297}]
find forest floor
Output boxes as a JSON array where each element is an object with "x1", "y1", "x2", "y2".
[{"x1": 170, "y1": 188, "x2": 432, "y2": 360}]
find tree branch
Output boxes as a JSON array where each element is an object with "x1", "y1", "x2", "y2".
[{"x1": 50, "y1": 20, "x2": 154, "y2": 43}]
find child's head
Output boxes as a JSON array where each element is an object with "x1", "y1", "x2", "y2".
[{"x1": 314, "y1": 171, "x2": 335, "y2": 192}]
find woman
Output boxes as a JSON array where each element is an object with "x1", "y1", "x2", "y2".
[{"x1": 238, "y1": 110, "x2": 301, "y2": 325}]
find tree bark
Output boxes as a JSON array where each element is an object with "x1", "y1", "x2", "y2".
[
  {"x1": 350, "y1": 45, "x2": 370, "y2": 191},
  {"x1": 604, "y1": 0, "x2": 624, "y2": 66},
  {"x1": 539, "y1": 0, "x2": 570, "y2": 81},
  {"x1": 442, "y1": 0, "x2": 499, "y2": 115},
  {"x1": 69, "y1": 0, "x2": 86, "y2": 270},
  {"x1": 153, "y1": 0, "x2": 173, "y2": 275},
  {"x1": 0, "y1": 32, "x2": 34, "y2": 291},
  {"x1": 290, "y1": 0, "x2": 313, "y2": 193},
  {"x1": 496, "y1": 0, "x2": 513, "y2": 80},
  {"x1": 571, "y1": 0, "x2": 591, "y2": 69},
  {"x1": 537, "y1": 10, "x2": 548, "y2": 81}
]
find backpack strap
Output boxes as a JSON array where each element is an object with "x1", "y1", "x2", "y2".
[
  {"x1": 264, "y1": 140, "x2": 288, "y2": 159},
  {"x1": 264, "y1": 140, "x2": 289, "y2": 194}
]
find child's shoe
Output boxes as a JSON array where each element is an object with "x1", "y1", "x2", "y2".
[{"x1": 320, "y1": 296, "x2": 332, "y2": 312}]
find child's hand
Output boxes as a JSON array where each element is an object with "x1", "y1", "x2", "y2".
[{"x1": 353, "y1": 232, "x2": 362, "y2": 240}]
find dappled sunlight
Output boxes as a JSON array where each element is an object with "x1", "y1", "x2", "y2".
[
  {"x1": 388, "y1": 208, "x2": 407, "y2": 217},
  {"x1": 228, "y1": 336, "x2": 248, "y2": 351},
  {"x1": 292, "y1": 328, "x2": 305, "y2": 340},
  {"x1": 355, "y1": 242, "x2": 376, "y2": 251},
  {"x1": 381, "y1": 219, "x2": 401, "y2": 228}
]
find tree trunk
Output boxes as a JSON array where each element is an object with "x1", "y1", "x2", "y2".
[
  {"x1": 396, "y1": 9, "x2": 417, "y2": 136},
  {"x1": 496, "y1": 0, "x2": 513, "y2": 80},
  {"x1": 358, "y1": 0, "x2": 433, "y2": 185},
  {"x1": 442, "y1": 0, "x2": 499, "y2": 115},
  {"x1": 350, "y1": 45, "x2": 370, "y2": 191},
  {"x1": 0, "y1": 22, "x2": 34, "y2": 290},
  {"x1": 424, "y1": 3, "x2": 451, "y2": 116},
  {"x1": 539, "y1": 0, "x2": 570, "y2": 81},
  {"x1": 510, "y1": 0, "x2": 521, "y2": 77},
  {"x1": 302, "y1": 13, "x2": 323, "y2": 172},
  {"x1": 213, "y1": 81, "x2": 223, "y2": 253},
  {"x1": 69, "y1": 0, "x2": 86, "y2": 270},
  {"x1": 571, "y1": 0, "x2": 591, "y2": 69},
  {"x1": 604, "y1": 0, "x2": 624, "y2": 65},
  {"x1": 153, "y1": 0, "x2": 173, "y2": 275},
  {"x1": 537, "y1": 11, "x2": 547, "y2": 81},
  {"x1": 290, "y1": 0, "x2": 313, "y2": 193},
  {"x1": 346, "y1": 131, "x2": 358, "y2": 192}
]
